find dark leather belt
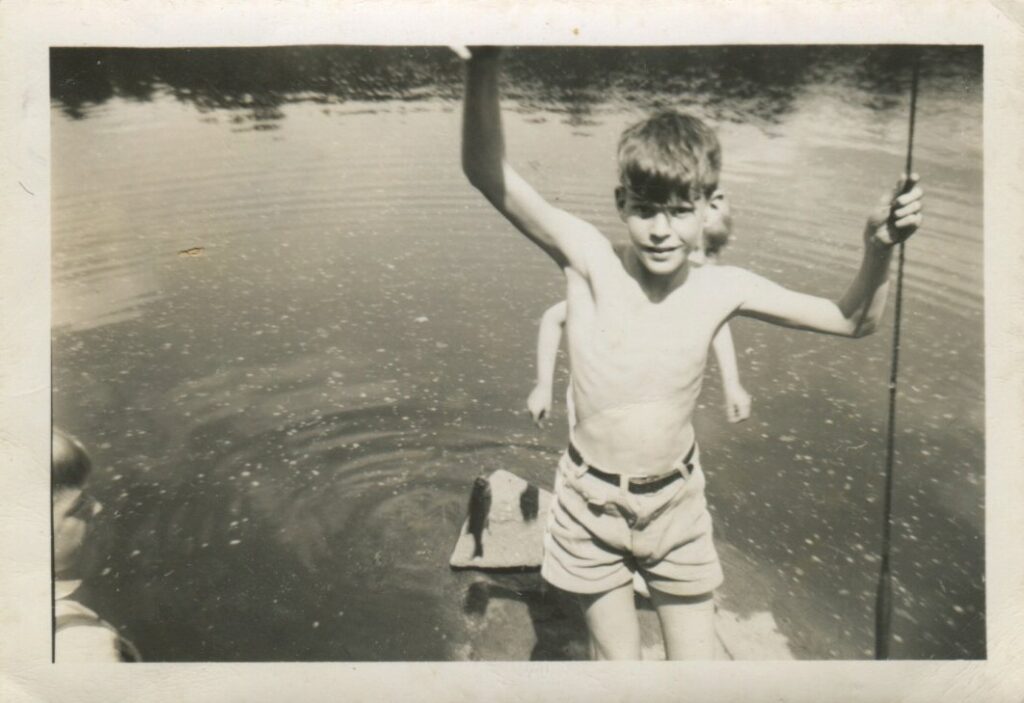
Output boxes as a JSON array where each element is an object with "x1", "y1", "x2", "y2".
[{"x1": 567, "y1": 441, "x2": 695, "y2": 495}]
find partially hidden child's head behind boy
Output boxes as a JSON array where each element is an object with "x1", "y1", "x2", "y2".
[
  {"x1": 703, "y1": 190, "x2": 733, "y2": 261},
  {"x1": 614, "y1": 110, "x2": 726, "y2": 275}
]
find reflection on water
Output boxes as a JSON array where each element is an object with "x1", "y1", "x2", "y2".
[
  {"x1": 51, "y1": 45, "x2": 977, "y2": 126},
  {"x1": 52, "y1": 45, "x2": 983, "y2": 660}
]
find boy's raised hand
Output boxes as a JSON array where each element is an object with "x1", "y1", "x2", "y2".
[{"x1": 867, "y1": 173, "x2": 924, "y2": 246}]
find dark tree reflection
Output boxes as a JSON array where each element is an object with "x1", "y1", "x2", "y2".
[{"x1": 51, "y1": 45, "x2": 980, "y2": 129}]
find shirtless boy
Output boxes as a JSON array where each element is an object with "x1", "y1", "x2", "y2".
[
  {"x1": 459, "y1": 47, "x2": 923, "y2": 660},
  {"x1": 527, "y1": 192, "x2": 751, "y2": 429}
]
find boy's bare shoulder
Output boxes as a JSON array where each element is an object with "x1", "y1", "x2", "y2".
[
  {"x1": 571, "y1": 230, "x2": 619, "y2": 271},
  {"x1": 696, "y1": 264, "x2": 768, "y2": 302}
]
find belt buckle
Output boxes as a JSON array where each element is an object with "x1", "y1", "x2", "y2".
[
  {"x1": 628, "y1": 466, "x2": 686, "y2": 494},
  {"x1": 628, "y1": 475, "x2": 652, "y2": 490},
  {"x1": 630, "y1": 469, "x2": 674, "y2": 488}
]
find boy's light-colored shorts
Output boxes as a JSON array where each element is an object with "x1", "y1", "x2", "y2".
[{"x1": 541, "y1": 444, "x2": 723, "y2": 597}]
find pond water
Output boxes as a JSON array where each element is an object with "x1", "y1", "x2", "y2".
[{"x1": 51, "y1": 45, "x2": 983, "y2": 660}]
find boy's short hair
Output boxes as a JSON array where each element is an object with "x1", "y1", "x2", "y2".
[
  {"x1": 617, "y1": 110, "x2": 721, "y2": 202},
  {"x1": 52, "y1": 429, "x2": 92, "y2": 492}
]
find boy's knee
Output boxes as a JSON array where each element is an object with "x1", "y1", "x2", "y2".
[{"x1": 590, "y1": 635, "x2": 640, "y2": 661}]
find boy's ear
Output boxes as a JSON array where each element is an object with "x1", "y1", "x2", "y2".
[{"x1": 614, "y1": 186, "x2": 627, "y2": 216}]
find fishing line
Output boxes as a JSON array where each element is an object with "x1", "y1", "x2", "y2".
[{"x1": 874, "y1": 48, "x2": 921, "y2": 662}]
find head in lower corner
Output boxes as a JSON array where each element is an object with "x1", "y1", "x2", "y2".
[
  {"x1": 52, "y1": 429, "x2": 102, "y2": 577},
  {"x1": 614, "y1": 110, "x2": 722, "y2": 276}
]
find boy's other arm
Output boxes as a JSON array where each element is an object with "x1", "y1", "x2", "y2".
[
  {"x1": 711, "y1": 323, "x2": 751, "y2": 423},
  {"x1": 527, "y1": 301, "x2": 567, "y2": 426},
  {"x1": 734, "y1": 176, "x2": 923, "y2": 337},
  {"x1": 460, "y1": 49, "x2": 609, "y2": 274}
]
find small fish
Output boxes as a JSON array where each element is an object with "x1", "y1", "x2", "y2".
[
  {"x1": 519, "y1": 483, "x2": 539, "y2": 522},
  {"x1": 467, "y1": 476, "x2": 491, "y2": 558}
]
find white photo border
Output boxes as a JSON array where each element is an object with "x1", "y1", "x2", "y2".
[{"x1": 2, "y1": 1, "x2": 1021, "y2": 701}]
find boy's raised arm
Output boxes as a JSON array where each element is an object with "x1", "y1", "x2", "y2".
[
  {"x1": 733, "y1": 175, "x2": 923, "y2": 337},
  {"x1": 460, "y1": 48, "x2": 608, "y2": 273}
]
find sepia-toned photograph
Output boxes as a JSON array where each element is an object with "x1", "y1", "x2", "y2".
[
  {"x1": 49, "y1": 43, "x2": 982, "y2": 662},
  {"x1": 4, "y1": 0, "x2": 1024, "y2": 700}
]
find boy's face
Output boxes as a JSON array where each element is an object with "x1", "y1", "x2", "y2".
[
  {"x1": 53, "y1": 486, "x2": 102, "y2": 577},
  {"x1": 616, "y1": 187, "x2": 708, "y2": 276}
]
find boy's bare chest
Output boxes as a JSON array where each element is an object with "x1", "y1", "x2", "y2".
[
  {"x1": 567, "y1": 270, "x2": 719, "y2": 365},
  {"x1": 597, "y1": 294, "x2": 710, "y2": 355}
]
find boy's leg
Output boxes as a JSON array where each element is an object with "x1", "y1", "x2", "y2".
[
  {"x1": 649, "y1": 589, "x2": 716, "y2": 660},
  {"x1": 577, "y1": 582, "x2": 641, "y2": 660}
]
